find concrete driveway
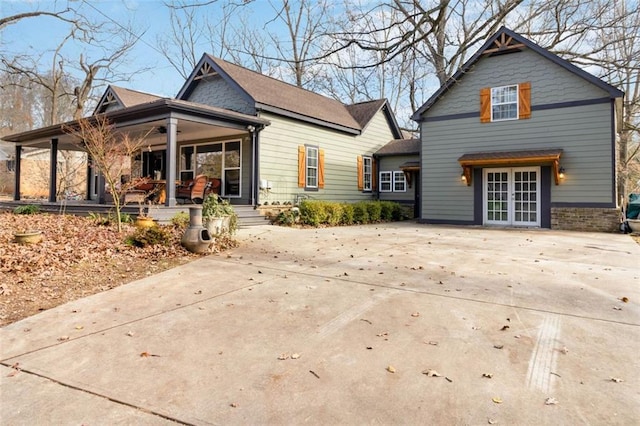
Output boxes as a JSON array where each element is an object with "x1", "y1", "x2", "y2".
[{"x1": 1, "y1": 222, "x2": 639, "y2": 425}]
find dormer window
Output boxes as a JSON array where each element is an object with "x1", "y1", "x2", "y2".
[{"x1": 491, "y1": 85, "x2": 518, "y2": 121}]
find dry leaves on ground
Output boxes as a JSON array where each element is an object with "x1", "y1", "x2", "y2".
[{"x1": 0, "y1": 212, "x2": 237, "y2": 326}]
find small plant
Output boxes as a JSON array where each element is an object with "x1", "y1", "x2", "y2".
[
  {"x1": 88, "y1": 212, "x2": 111, "y2": 226},
  {"x1": 124, "y1": 226, "x2": 171, "y2": 248},
  {"x1": 14, "y1": 204, "x2": 40, "y2": 215},
  {"x1": 274, "y1": 209, "x2": 300, "y2": 226},
  {"x1": 171, "y1": 211, "x2": 190, "y2": 228}
]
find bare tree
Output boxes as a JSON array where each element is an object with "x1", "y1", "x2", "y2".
[{"x1": 64, "y1": 116, "x2": 152, "y2": 232}]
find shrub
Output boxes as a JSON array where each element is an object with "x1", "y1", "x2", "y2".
[
  {"x1": 299, "y1": 200, "x2": 327, "y2": 226},
  {"x1": 341, "y1": 203, "x2": 355, "y2": 225},
  {"x1": 324, "y1": 202, "x2": 343, "y2": 226},
  {"x1": 125, "y1": 226, "x2": 171, "y2": 248},
  {"x1": 274, "y1": 209, "x2": 299, "y2": 226},
  {"x1": 14, "y1": 204, "x2": 40, "y2": 215},
  {"x1": 379, "y1": 201, "x2": 395, "y2": 221},
  {"x1": 171, "y1": 211, "x2": 190, "y2": 228},
  {"x1": 366, "y1": 201, "x2": 382, "y2": 222},
  {"x1": 352, "y1": 202, "x2": 369, "y2": 224},
  {"x1": 393, "y1": 203, "x2": 407, "y2": 220}
]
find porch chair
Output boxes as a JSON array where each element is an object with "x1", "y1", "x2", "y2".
[{"x1": 176, "y1": 174, "x2": 209, "y2": 204}]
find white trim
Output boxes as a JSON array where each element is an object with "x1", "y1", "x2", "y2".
[
  {"x1": 363, "y1": 156, "x2": 372, "y2": 191},
  {"x1": 491, "y1": 84, "x2": 519, "y2": 122},
  {"x1": 305, "y1": 145, "x2": 318, "y2": 189},
  {"x1": 393, "y1": 171, "x2": 406, "y2": 192},
  {"x1": 379, "y1": 171, "x2": 392, "y2": 192},
  {"x1": 483, "y1": 166, "x2": 540, "y2": 226}
]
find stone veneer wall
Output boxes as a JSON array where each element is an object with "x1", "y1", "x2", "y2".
[{"x1": 551, "y1": 207, "x2": 621, "y2": 232}]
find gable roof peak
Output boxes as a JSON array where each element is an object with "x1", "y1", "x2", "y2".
[{"x1": 412, "y1": 27, "x2": 624, "y2": 121}]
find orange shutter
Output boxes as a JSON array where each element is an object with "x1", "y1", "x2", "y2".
[
  {"x1": 318, "y1": 149, "x2": 325, "y2": 188},
  {"x1": 480, "y1": 87, "x2": 491, "y2": 123},
  {"x1": 298, "y1": 146, "x2": 305, "y2": 187},
  {"x1": 519, "y1": 82, "x2": 531, "y2": 119},
  {"x1": 357, "y1": 155, "x2": 363, "y2": 190},
  {"x1": 372, "y1": 159, "x2": 377, "y2": 191}
]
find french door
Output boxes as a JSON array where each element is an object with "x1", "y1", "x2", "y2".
[{"x1": 484, "y1": 167, "x2": 540, "y2": 227}]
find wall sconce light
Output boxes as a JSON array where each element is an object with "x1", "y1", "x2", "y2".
[
  {"x1": 559, "y1": 167, "x2": 565, "y2": 179},
  {"x1": 461, "y1": 173, "x2": 467, "y2": 182}
]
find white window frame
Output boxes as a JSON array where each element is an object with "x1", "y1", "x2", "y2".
[
  {"x1": 306, "y1": 146, "x2": 318, "y2": 189},
  {"x1": 363, "y1": 156, "x2": 372, "y2": 191},
  {"x1": 379, "y1": 171, "x2": 392, "y2": 192},
  {"x1": 491, "y1": 85, "x2": 518, "y2": 122},
  {"x1": 179, "y1": 139, "x2": 242, "y2": 198},
  {"x1": 393, "y1": 171, "x2": 406, "y2": 192}
]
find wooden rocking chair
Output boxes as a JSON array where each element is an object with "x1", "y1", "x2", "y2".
[{"x1": 176, "y1": 174, "x2": 209, "y2": 204}]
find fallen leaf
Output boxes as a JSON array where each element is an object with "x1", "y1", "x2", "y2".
[
  {"x1": 610, "y1": 377, "x2": 623, "y2": 383},
  {"x1": 126, "y1": 330, "x2": 134, "y2": 337},
  {"x1": 620, "y1": 297, "x2": 629, "y2": 303},
  {"x1": 74, "y1": 325, "x2": 84, "y2": 330},
  {"x1": 613, "y1": 306, "x2": 622, "y2": 310},
  {"x1": 411, "y1": 312, "x2": 420, "y2": 317},
  {"x1": 277, "y1": 353, "x2": 289, "y2": 360},
  {"x1": 493, "y1": 344, "x2": 504, "y2": 349},
  {"x1": 386, "y1": 365, "x2": 396, "y2": 373},
  {"x1": 482, "y1": 373, "x2": 493, "y2": 378},
  {"x1": 140, "y1": 352, "x2": 160, "y2": 358},
  {"x1": 492, "y1": 397, "x2": 503, "y2": 404},
  {"x1": 426, "y1": 341, "x2": 439, "y2": 346},
  {"x1": 230, "y1": 403, "x2": 238, "y2": 408},
  {"x1": 57, "y1": 336, "x2": 69, "y2": 341},
  {"x1": 544, "y1": 397, "x2": 559, "y2": 405},
  {"x1": 422, "y1": 369, "x2": 442, "y2": 377},
  {"x1": 376, "y1": 332, "x2": 388, "y2": 337},
  {"x1": 560, "y1": 347, "x2": 569, "y2": 354},
  {"x1": 472, "y1": 326, "x2": 481, "y2": 330},
  {"x1": 488, "y1": 419, "x2": 497, "y2": 425},
  {"x1": 500, "y1": 325, "x2": 510, "y2": 331},
  {"x1": 291, "y1": 353, "x2": 301, "y2": 359}
]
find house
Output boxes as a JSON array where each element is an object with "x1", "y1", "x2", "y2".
[
  {"x1": 374, "y1": 138, "x2": 421, "y2": 217},
  {"x1": 2, "y1": 54, "x2": 402, "y2": 210},
  {"x1": 412, "y1": 27, "x2": 624, "y2": 232}
]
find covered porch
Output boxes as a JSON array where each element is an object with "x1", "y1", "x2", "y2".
[{"x1": 2, "y1": 99, "x2": 270, "y2": 208}]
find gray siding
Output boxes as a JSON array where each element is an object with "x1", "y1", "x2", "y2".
[
  {"x1": 426, "y1": 49, "x2": 610, "y2": 118},
  {"x1": 421, "y1": 102, "x2": 614, "y2": 222},
  {"x1": 258, "y1": 110, "x2": 394, "y2": 204},
  {"x1": 186, "y1": 76, "x2": 255, "y2": 115},
  {"x1": 378, "y1": 155, "x2": 416, "y2": 202}
]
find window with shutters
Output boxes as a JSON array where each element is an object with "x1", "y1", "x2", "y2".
[
  {"x1": 480, "y1": 82, "x2": 531, "y2": 123},
  {"x1": 306, "y1": 146, "x2": 318, "y2": 188},
  {"x1": 363, "y1": 156, "x2": 372, "y2": 191},
  {"x1": 491, "y1": 85, "x2": 518, "y2": 121}
]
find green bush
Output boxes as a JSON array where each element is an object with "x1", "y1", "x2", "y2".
[
  {"x1": 379, "y1": 201, "x2": 395, "y2": 221},
  {"x1": 352, "y1": 202, "x2": 369, "y2": 224},
  {"x1": 14, "y1": 204, "x2": 40, "y2": 215},
  {"x1": 366, "y1": 201, "x2": 382, "y2": 222},
  {"x1": 299, "y1": 200, "x2": 327, "y2": 226},
  {"x1": 341, "y1": 203, "x2": 354, "y2": 225},
  {"x1": 125, "y1": 226, "x2": 171, "y2": 248},
  {"x1": 171, "y1": 211, "x2": 190, "y2": 228},
  {"x1": 393, "y1": 203, "x2": 407, "y2": 220},
  {"x1": 324, "y1": 202, "x2": 343, "y2": 226},
  {"x1": 274, "y1": 209, "x2": 299, "y2": 226}
]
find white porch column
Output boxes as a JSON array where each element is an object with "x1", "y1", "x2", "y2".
[{"x1": 165, "y1": 116, "x2": 178, "y2": 206}]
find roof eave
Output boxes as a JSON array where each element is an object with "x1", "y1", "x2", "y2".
[{"x1": 257, "y1": 103, "x2": 360, "y2": 135}]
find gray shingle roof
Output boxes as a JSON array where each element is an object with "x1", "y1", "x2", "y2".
[
  {"x1": 209, "y1": 56, "x2": 362, "y2": 131},
  {"x1": 375, "y1": 138, "x2": 420, "y2": 156},
  {"x1": 345, "y1": 100, "x2": 387, "y2": 128},
  {"x1": 110, "y1": 86, "x2": 163, "y2": 107}
]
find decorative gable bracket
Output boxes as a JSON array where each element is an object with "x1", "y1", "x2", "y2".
[{"x1": 483, "y1": 33, "x2": 525, "y2": 55}]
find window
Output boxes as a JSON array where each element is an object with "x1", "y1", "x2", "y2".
[
  {"x1": 179, "y1": 140, "x2": 242, "y2": 197},
  {"x1": 480, "y1": 82, "x2": 531, "y2": 123},
  {"x1": 363, "y1": 156, "x2": 372, "y2": 191},
  {"x1": 393, "y1": 171, "x2": 406, "y2": 192},
  {"x1": 306, "y1": 146, "x2": 318, "y2": 188},
  {"x1": 491, "y1": 85, "x2": 518, "y2": 121},
  {"x1": 379, "y1": 171, "x2": 392, "y2": 192}
]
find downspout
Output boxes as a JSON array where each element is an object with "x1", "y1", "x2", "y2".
[{"x1": 13, "y1": 145, "x2": 22, "y2": 201}]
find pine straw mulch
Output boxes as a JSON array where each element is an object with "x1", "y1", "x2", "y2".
[{"x1": 0, "y1": 212, "x2": 237, "y2": 327}]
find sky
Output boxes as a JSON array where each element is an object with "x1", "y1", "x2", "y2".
[{"x1": 0, "y1": 0, "x2": 277, "y2": 98}]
